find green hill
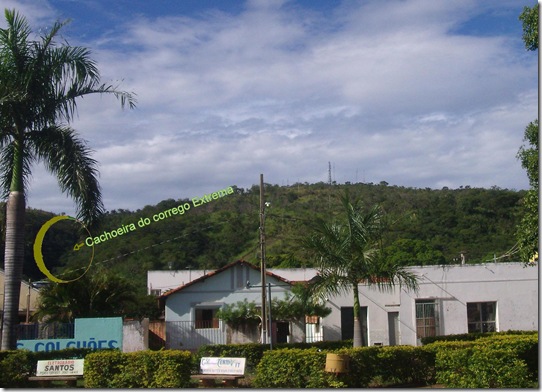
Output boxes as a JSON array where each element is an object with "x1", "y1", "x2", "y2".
[{"x1": 3, "y1": 182, "x2": 526, "y2": 291}]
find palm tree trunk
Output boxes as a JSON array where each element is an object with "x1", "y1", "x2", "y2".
[
  {"x1": 1, "y1": 191, "x2": 26, "y2": 350},
  {"x1": 352, "y1": 283, "x2": 365, "y2": 347}
]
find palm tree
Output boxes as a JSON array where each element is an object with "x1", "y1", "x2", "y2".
[
  {"x1": 32, "y1": 268, "x2": 138, "y2": 323},
  {"x1": 0, "y1": 9, "x2": 135, "y2": 350},
  {"x1": 303, "y1": 191, "x2": 418, "y2": 347}
]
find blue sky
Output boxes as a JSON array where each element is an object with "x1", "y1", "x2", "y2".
[{"x1": 1, "y1": 0, "x2": 538, "y2": 215}]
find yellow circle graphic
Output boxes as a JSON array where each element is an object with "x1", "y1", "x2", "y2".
[{"x1": 33, "y1": 215, "x2": 94, "y2": 283}]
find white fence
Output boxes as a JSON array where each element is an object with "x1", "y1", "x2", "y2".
[{"x1": 166, "y1": 321, "x2": 226, "y2": 350}]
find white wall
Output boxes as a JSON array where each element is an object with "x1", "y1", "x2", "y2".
[
  {"x1": 322, "y1": 263, "x2": 538, "y2": 346},
  {"x1": 147, "y1": 269, "x2": 207, "y2": 295}
]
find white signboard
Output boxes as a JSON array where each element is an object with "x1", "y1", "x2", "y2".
[
  {"x1": 200, "y1": 357, "x2": 246, "y2": 375},
  {"x1": 36, "y1": 359, "x2": 84, "y2": 376}
]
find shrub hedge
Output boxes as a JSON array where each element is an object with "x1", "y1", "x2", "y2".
[
  {"x1": 196, "y1": 339, "x2": 353, "y2": 372},
  {"x1": 433, "y1": 334, "x2": 538, "y2": 388},
  {"x1": 421, "y1": 329, "x2": 537, "y2": 345},
  {"x1": 253, "y1": 348, "x2": 345, "y2": 388},
  {"x1": 84, "y1": 349, "x2": 192, "y2": 388},
  {"x1": 0, "y1": 347, "x2": 94, "y2": 388},
  {"x1": 1, "y1": 333, "x2": 535, "y2": 388},
  {"x1": 253, "y1": 334, "x2": 538, "y2": 388},
  {"x1": 254, "y1": 345, "x2": 438, "y2": 388}
]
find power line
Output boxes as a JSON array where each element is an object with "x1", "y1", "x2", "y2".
[{"x1": 55, "y1": 217, "x2": 241, "y2": 280}]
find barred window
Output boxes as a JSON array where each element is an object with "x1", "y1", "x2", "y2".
[{"x1": 415, "y1": 300, "x2": 439, "y2": 339}]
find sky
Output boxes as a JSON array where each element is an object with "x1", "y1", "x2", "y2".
[{"x1": 1, "y1": 0, "x2": 538, "y2": 216}]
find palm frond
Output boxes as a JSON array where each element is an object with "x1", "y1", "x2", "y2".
[{"x1": 29, "y1": 126, "x2": 104, "y2": 226}]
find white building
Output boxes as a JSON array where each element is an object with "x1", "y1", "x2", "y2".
[
  {"x1": 154, "y1": 261, "x2": 538, "y2": 349},
  {"x1": 323, "y1": 262, "x2": 538, "y2": 346}
]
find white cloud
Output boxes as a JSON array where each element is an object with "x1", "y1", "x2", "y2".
[{"x1": 10, "y1": 0, "x2": 537, "y2": 214}]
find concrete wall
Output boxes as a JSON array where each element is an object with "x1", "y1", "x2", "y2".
[
  {"x1": 322, "y1": 263, "x2": 538, "y2": 346},
  {"x1": 122, "y1": 318, "x2": 149, "y2": 352}
]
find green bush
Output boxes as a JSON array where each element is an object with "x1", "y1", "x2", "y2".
[
  {"x1": 196, "y1": 340, "x2": 353, "y2": 373},
  {"x1": 421, "y1": 329, "x2": 537, "y2": 345},
  {"x1": 253, "y1": 348, "x2": 345, "y2": 388},
  {"x1": 434, "y1": 334, "x2": 538, "y2": 388},
  {"x1": 0, "y1": 350, "x2": 34, "y2": 388},
  {"x1": 0, "y1": 347, "x2": 95, "y2": 388},
  {"x1": 84, "y1": 349, "x2": 192, "y2": 388},
  {"x1": 335, "y1": 346, "x2": 380, "y2": 387},
  {"x1": 376, "y1": 345, "x2": 436, "y2": 386},
  {"x1": 196, "y1": 343, "x2": 267, "y2": 373},
  {"x1": 476, "y1": 334, "x2": 538, "y2": 382},
  {"x1": 253, "y1": 345, "x2": 437, "y2": 388}
]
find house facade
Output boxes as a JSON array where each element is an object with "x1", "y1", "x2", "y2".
[
  {"x1": 158, "y1": 260, "x2": 314, "y2": 350},
  {"x1": 155, "y1": 261, "x2": 538, "y2": 350},
  {"x1": 322, "y1": 262, "x2": 538, "y2": 346}
]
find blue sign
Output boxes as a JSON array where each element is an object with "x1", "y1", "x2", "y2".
[{"x1": 17, "y1": 317, "x2": 123, "y2": 352}]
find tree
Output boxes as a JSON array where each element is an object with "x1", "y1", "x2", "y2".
[
  {"x1": 516, "y1": 120, "x2": 538, "y2": 263},
  {"x1": 516, "y1": 4, "x2": 538, "y2": 264},
  {"x1": 32, "y1": 269, "x2": 139, "y2": 323},
  {"x1": 519, "y1": 3, "x2": 538, "y2": 51},
  {"x1": 384, "y1": 238, "x2": 446, "y2": 266},
  {"x1": 0, "y1": 9, "x2": 135, "y2": 350},
  {"x1": 303, "y1": 192, "x2": 418, "y2": 347}
]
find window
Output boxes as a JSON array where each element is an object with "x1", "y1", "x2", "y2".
[
  {"x1": 195, "y1": 308, "x2": 219, "y2": 329},
  {"x1": 150, "y1": 289, "x2": 161, "y2": 296},
  {"x1": 467, "y1": 302, "x2": 496, "y2": 333},
  {"x1": 416, "y1": 300, "x2": 439, "y2": 339}
]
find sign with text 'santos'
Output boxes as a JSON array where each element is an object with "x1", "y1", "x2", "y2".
[{"x1": 36, "y1": 359, "x2": 84, "y2": 376}]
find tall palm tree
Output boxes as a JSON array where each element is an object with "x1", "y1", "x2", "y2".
[
  {"x1": 303, "y1": 191, "x2": 418, "y2": 347},
  {"x1": 0, "y1": 9, "x2": 135, "y2": 350},
  {"x1": 32, "y1": 268, "x2": 138, "y2": 323}
]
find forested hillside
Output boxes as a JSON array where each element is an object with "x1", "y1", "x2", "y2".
[{"x1": 2, "y1": 182, "x2": 526, "y2": 291}]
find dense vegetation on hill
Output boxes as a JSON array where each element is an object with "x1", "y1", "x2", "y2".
[{"x1": 1, "y1": 182, "x2": 526, "y2": 292}]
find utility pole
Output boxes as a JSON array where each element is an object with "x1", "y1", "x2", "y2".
[{"x1": 259, "y1": 174, "x2": 267, "y2": 344}]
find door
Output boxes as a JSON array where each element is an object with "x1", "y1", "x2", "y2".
[
  {"x1": 388, "y1": 312, "x2": 399, "y2": 346},
  {"x1": 340, "y1": 306, "x2": 368, "y2": 345},
  {"x1": 275, "y1": 321, "x2": 289, "y2": 343}
]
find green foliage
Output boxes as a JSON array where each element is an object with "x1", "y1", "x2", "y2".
[
  {"x1": 0, "y1": 347, "x2": 96, "y2": 387},
  {"x1": 384, "y1": 238, "x2": 445, "y2": 266},
  {"x1": 253, "y1": 348, "x2": 343, "y2": 388},
  {"x1": 304, "y1": 191, "x2": 418, "y2": 346},
  {"x1": 251, "y1": 334, "x2": 536, "y2": 388},
  {"x1": 516, "y1": 120, "x2": 539, "y2": 263},
  {"x1": 32, "y1": 267, "x2": 139, "y2": 322},
  {"x1": 520, "y1": 3, "x2": 539, "y2": 51},
  {"x1": 196, "y1": 343, "x2": 266, "y2": 373},
  {"x1": 84, "y1": 349, "x2": 192, "y2": 388},
  {"x1": 19, "y1": 183, "x2": 525, "y2": 290},
  {"x1": 253, "y1": 345, "x2": 436, "y2": 388},
  {"x1": 434, "y1": 334, "x2": 538, "y2": 388},
  {"x1": 0, "y1": 350, "x2": 34, "y2": 388},
  {"x1": 196, "y1": 340, "x2": 353, "y2": 372},
  {"x1": 216, "y1": 299, "x2": 260, "y2": 327},
  {"x1": 436, "y1": 346, "x2": 531, "y2": 388},
  {"x1": 421, "y1": 329, "x2": 537, "y2": 345},
  {"x1": 373, "y1": 345, "x2": 436, "y2": 386},
  {"x1": 216, "y1": 287, "x2": 331, "y2": 327}
]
